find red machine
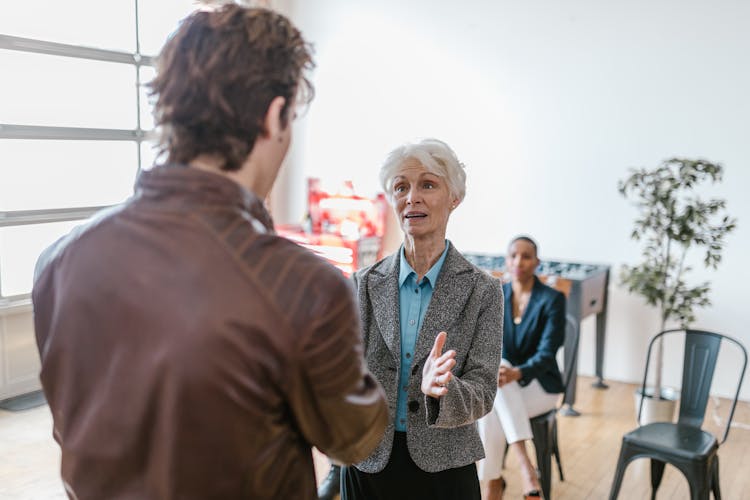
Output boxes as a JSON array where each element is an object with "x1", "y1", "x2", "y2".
[{"x1": 276, "y1": 178, "x2": 388, "y2": 276}]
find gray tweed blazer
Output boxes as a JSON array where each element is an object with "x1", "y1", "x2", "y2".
[{"x1": 352, "y1": 242, "x2": 504, "y2": 473}]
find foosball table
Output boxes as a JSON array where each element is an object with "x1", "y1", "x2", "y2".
[{"x1": 463, "y1": 253, "x2": 611, "y2": 415}]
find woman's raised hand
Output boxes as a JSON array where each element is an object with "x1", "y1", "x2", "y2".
[{"x1": 421, "y1": 331, "x2": 457, "y2": 399}]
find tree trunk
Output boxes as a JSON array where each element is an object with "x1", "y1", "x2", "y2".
[{"x1": 654, "y1": 315, "x2": 667, "y2": 397}]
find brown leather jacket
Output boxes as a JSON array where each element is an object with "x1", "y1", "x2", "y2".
[{"x1": 32, "y1": 165, "x2": 387, "y2": 500}]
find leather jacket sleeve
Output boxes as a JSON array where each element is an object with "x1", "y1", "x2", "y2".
[{"x1": 286, "y1": 273, "x2": 388, "y2": 465}]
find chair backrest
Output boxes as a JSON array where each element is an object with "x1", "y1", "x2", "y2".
[
  {"x1": 638, "y1": 328, "x2": 748, "y2": 443},
  {"x1": 561, "y1": 314, "x2": 580, "y2": 393}
]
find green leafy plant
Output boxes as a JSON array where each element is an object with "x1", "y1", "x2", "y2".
[{"x1": 619, "y1": 158, "x2": 737, "y2": 397}]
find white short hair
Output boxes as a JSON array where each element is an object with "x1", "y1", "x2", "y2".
[{"x1": 379, "y1": 138, "x2": 467, "y2": 205}]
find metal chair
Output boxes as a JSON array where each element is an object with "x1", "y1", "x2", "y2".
[
  {"x1": 503, "y1": 314, "x2": 580, "y2": 499},
  {"x1": 609, "y1": 329, "x2": 747, "y2": 500},
  {"x1": 530, "y1": 314, "x2": 580, "y2": 500}
]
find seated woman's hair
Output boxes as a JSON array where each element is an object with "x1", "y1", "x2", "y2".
[
  {"x1": 509, "y1": 235, "x2": 539, "y2": 257},
  {"x1": 379, "y1": 138, "x2": 466, "y2": 204}
]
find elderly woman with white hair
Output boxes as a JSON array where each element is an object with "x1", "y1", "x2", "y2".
[{"x1": 340, "y1": 139, "x2": 504, "y2": 500}]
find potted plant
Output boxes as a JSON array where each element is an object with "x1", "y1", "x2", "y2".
[{"x1": 619, "y1": 158, "x2": 737, "y2": 425}]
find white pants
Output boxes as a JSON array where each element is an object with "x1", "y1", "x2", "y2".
[{"x1": 476, "y1": 359, "x2": 561, "y2": 481}]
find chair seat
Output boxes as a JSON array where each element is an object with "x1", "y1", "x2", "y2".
[
  {"x1": 623, "y1": 422, "x2": 718, "y2": 460},
  {"x1": 530, "y1": 409, "x2": 556, "y2": 424}
]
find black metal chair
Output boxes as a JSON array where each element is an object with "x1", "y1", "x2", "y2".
[
  {"x1": 503, "y1": 314, "x2": 580, "y2": 500},
  {"x1": 609, "y1": 329, "x2": 747, "y2": 500},
  {"x1": 530, "y1": 314, "x2": 580, "y2": 500}
]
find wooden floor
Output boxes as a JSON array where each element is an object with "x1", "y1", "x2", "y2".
[{"x1": 2, "y1": 376, "x2": 749, "y2": 499}]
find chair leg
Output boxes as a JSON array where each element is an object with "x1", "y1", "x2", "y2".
[
  {"x1": 711, "y1": 457, "x2": 721, "y2": 500},
  {"x1": 552, "y1": 419, "x2": 564, "y2": 482},
  {"x1": 689, "y1": 482, "x2": 711, "y2": 500},
  {"x1": 672, "y1": 458, "x2": 712, "y2": 500},
  {"x1": 608, "y1": 443, "x2": 631, "y2": 500},
  {"x1": 537, "y1": 442, "x2": 552, "y2": 500},
  {"x1": 650, "y1": 459, "x2": 666, "y2": 500},
  {"x1": 531, "y1": 418, "x2": 552, "y2": 500}
]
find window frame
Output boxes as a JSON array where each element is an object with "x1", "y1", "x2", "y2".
[{"x1": 0, "y1": 1, "x2": 156, "y2": 305}]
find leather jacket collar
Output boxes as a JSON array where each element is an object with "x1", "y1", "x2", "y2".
[{"x1": 135, "y1": 164, "x2": 275, "y2": 233}]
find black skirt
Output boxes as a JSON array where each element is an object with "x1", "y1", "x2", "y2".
[{"x1": 341, "y1": 432, "x2": 481, "y2": 500}]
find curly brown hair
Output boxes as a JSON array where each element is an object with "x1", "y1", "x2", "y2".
[{"x1": 148, "y1": 5, "x2": 314, "y2": 171}]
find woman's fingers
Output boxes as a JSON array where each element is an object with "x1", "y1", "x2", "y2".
[
  {"x1": 436, "y1": 371, "x2": 453, "y2": 386},
  {"x1": 432, "y1": 385, "x2": 449, "y2": 397},
  {"x1": 422, "y1": 366, "x2": 452, "y2": 397},
  {"x1": 422, "y1": 333, "x2": 456, "y2": 398},
  {"x1": 436, "y1": 349, "x2": 456, "y2": 365},
  {"x1": 430, "y1": 331, "x2": 448, "y2": 358},
  {"x1": 434, "y1": 357, "x2": 456, "y2": 374},
  {"x1": 422, "y1": 370, "x2": 448, "y2": 398}
]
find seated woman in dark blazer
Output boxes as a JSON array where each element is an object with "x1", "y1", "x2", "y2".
[{"x1": 477, "y1": 236, "x2": 566, "y2": 500}]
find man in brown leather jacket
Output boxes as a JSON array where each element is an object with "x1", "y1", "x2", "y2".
[{"x1": 32, "y1": 5, "x2": 387, "y2": 499}]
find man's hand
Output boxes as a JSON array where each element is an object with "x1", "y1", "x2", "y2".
[{"x1": 421, "y1": 331, "x2": 457, "y2": 399}]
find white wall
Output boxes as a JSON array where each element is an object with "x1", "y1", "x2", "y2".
[
  {"x1": 284, "y1": 0, "x2": 750, "y2": 400},
  {"x1": 0, "y1": 304, "x2": 40, "y2": 401}
]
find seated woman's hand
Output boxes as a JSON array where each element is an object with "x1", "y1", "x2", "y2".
[
  {"x1": 421, "y1": 331, "x2": 457, "y2": 399},
  {"x1": 497, "y1": 366, "x2": 522, "y2": 387}
]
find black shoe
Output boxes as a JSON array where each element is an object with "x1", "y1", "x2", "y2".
[{"x1": 317, "y1": 464, "x2": 341, "y2": 500}]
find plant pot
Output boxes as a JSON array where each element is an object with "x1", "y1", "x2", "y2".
[{"x1": 633, "y1": 387, "x2": 679, "y2": 426}]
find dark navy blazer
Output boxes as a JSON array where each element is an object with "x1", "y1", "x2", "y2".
[{"x1": 502, "y1": 276, "x2": 566, "y2": 394}]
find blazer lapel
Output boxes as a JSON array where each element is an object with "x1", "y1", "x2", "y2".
[
  {"x1": 368, "y1": 252, "x2": 401, "y2": 360},
  {"x1": 414, "y1": 244, "x2": 477, "y2": 365}
]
